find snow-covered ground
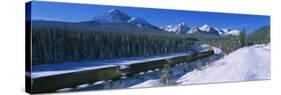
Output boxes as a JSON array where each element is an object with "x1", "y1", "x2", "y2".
[
  {"x1": 126, "y1": 44, "x2": 270, "y2": 88},
  {"x1": 127, "y1": 52, "x2": 221, "y2": 89},
  {"x1": 177, "y1": 44, "x2": 270, "y2": 85}
]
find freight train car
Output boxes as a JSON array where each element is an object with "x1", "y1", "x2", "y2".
[
  {"x1": 29, "y1": 65, "x2": 121, "y2": 93},
  {"x1": 125, "y1": 50, "x2": 214, "y2": 76}
]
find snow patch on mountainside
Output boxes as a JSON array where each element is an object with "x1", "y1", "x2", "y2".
[
  {"x1": 187, "y1": 27, "x2": 201, "y2": 34},
  {"x1": 199, "y1": 24, "x2": 211, "y2": 32},
  {"x1": 128, "y1": 17, "x2": 159, "y2": 29},
  {"x1": 177, "y1": 44, "x2": 270, "y2": 85}
]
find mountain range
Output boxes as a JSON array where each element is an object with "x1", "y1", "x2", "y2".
[
  {"x1": 32, "y1": 9, "x2": 241, "y2": 36},
  {"x1": 161, "y1": 23, "x2": 241, "y2": 36},
  {"x1": 83, "y1": 9, "x2": 161, "y2": 30}
]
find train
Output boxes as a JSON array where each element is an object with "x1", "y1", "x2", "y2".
[{"x1": 28, "y1": 49, "x2": 214, "y2": 93}]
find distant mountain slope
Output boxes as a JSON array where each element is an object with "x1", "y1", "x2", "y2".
[
  {"x1": 128, "y1": 17, "x2": 160, "y2": 29},
  {"x1": 199, "y1": 24, "x2": 221, "y2": 35},
  {"x1": 83, "y1": 9, "x2": 161, "y2": 31},
  {"x1": 90, "y1": 9, "x2": 131, "y2": 24}
]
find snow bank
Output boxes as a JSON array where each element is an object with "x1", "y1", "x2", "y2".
[
  {"x1": 212, "y1": 47, "x2": 224, "y2": 55},
  {"x1": 129, "y1": 79, "x2": 160, "y2": 88},
  {"x1": 177, "y1": 44, "x2": 270, "y2": 85}
]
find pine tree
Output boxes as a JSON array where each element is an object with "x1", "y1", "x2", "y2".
[
  {"x1": 159, "y1": 64, "x2": 172, "y2": 85},
  {"x1": 239, "y1": 28, "x2": 246, "y2": 47}
]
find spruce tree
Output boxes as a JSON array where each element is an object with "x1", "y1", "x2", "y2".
[
  {"x1": 159, "y1": 64, "x2": 172, "y2": 85},
  {"x1": 239, "y1": 28, "x2": 246, "y2": 47}
]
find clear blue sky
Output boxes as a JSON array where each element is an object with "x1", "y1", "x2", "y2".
[{"x1": 30, "y1": 1, "x2": 270, "y2": 33}]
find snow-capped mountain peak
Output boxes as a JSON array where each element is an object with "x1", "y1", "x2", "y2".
[
  {"x1": 161, "y1": 22, "x2": 190, "y2": 34},
  {"x1": 88, "y1": 9, "x2": 241, "y2": 36},
  {"x1": 224, "y1": 29, "x2": 241, "y2": 36},
  {"x1": 162, "y1": 23, "x2": 241, "y2": 36},
  {"x1": 218, "y1": 28, "x2": 241, "y2": 36},
  {"x1": 88, "y1": 9, "x2": 160, "y2": 30},
  {"x1": 187, "y1": 27, "x2": 201, "y2": 34},
  {"x1": 91, "y1": 9, "x2": 131, "y2": 24},
  {"x1": 198, "y1": 24, "x2": 221, "y2": 35}
]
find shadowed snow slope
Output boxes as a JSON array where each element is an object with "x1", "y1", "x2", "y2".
[{"x1": 177, "y1": 44, "x2": 270, "y2": 85}]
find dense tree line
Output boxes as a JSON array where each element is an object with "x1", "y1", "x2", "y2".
[
  {"x1": 239, "y1": 28, "x2": 246, "y2": 47},
  {"x1": 246, "y1": 26, "x2": 270, "y2": 45},
  {"x1": 199, "y1": 29, "x2": 246, "y2": 54},
  {"x1": 200, "y1": 36, "x2": 242, "y2": 54},
  {"x1": 32, "y1": 28, "x2": 194, "y2": 65},
  {"x1": 199, "y1": 25, "x2": 270, "y2": 54}
]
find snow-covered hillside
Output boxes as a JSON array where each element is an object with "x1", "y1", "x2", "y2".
[
  {"x1": 177, "y1": 44, "x2": 270, "y2": 85},
  {"x1": 128, "y1": 44, "x2": 270, "y2": 88}
]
